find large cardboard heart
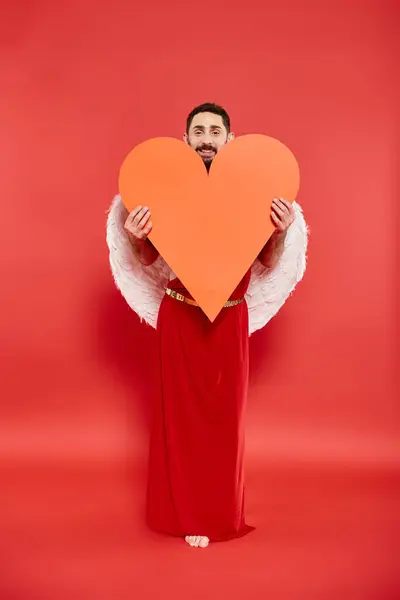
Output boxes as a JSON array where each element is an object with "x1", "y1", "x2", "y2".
[{"x1": 119, "y1": 134, "x2": 299, "y2": 321}]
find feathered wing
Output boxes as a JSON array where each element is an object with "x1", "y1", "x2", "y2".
[
  {"x1": 106, "y1": 194, "x2": 170, "y2": 328},
  {"x1": 246, "y1": 201, "x2": 308, "y2": 336},
  {"x1": 106, "y1": 195, "x2": 308, "y2": 334}
]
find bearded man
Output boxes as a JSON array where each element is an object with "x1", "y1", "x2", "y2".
[{"x1": 106, "y1": 103, "x2": 308, "y2": 548}]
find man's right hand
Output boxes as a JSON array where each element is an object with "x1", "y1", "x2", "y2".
[{"x1": 124, "y1": 206, "x2": 152, "y2": 241}]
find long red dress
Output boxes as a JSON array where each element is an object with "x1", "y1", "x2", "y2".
[{"x1": 146, "y1": 269, "x2": 254, "y2": 542}]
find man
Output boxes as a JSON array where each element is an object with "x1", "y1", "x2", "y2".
[{"x1": 106, "y1": 103, "x2": 308, "y2": 548}]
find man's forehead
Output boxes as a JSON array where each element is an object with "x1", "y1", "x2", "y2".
[{"x1": 190, "y1": 112, "x2": 225, "y2": 130}]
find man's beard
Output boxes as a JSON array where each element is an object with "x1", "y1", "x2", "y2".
[{"x1": 195, "y1": 144, "x2": 217, "y2": 172}]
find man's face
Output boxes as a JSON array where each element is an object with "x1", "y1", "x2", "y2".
[{"x1": 184, "y1": 112, "x2": 234, "y2": 167}]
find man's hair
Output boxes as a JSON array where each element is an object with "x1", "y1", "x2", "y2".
[{"x1": 186, "y1": 102, "x2": 231, "y2": 134}]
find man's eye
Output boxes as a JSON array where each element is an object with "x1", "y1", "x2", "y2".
[{"x1": 212, "y1": 130, "x2": 221, "y2": 135}]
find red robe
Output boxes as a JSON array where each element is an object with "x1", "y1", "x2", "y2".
[{"x1": 146, "y1": 270, "x2": 254, "y2": 541}]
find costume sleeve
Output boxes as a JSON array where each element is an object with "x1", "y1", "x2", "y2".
[
  {"x1": 106, "y1": 195, "x2": 170, "y2": 329},
  {"x1": 246, "y1": 202, "x2": 308, "y2": 336}
]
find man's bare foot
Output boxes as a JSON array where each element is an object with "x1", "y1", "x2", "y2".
[{"x1": 185, "y1": 535, "x2": 210, "y2": 548}]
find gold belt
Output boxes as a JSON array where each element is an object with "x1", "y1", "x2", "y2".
[{"x1": 166, "y1": 288, "x2": 245, "y2": 308}]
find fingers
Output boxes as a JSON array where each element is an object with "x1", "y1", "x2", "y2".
[
  {"x1": 273, "y1": 197, "x2": 295, "y2": 220},
  {"x1": 271, "y1": 197, "x2": 295, "y2": 232},
  {"x1": 132, "y1": 206, "x2": 149, "y2": 226},
  {"x1": 275, "y1": 197, "x2": 292, "y2": 210},
  {"x1": 272, "y1": 202, "x2": 285, "y2": 219},
  {"x1": 138, "y1": 210, "x2": 152, "y2": 236},
  {"x1": 127, "y1": 205, "x2": 146, "y2": 222},
  {"x1": 271, "y1": 210, "x2": 284, "y2": 230},
  {"x1": 125, "y1": 206, "x2": 149, "y2": 226},
  {"x1": 143, "y1": 221, "x2": 153, "y2": 235},
  {"x1": 137, "y1": 209, "x2": 151, "y2": 228},
  {"x1": 124, "y1": 205, "x2": 153, "y2": 240},
  {"x1": 272, "y1": 197, "x2": 289, "y2": 216},
  {"x1": 271, "y1": 199, "x2": 286, "y2": 230},
  {"x1": 280, "y1": 197, "x2": 295, "y2": 219}
]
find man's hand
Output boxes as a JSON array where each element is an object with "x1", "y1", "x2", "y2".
[
  {"x1": 258, "y1": 198, "x2": 295, "y2": 269},
  {"x1": 124, "y1": 206, "x2": 152, "y2": 241},
  {"x1": 271, "y1": 197, "x2": 295, "y2": 233},
  {"x1": 123, "y1": 205, "x2": 159, "y2": 266}
]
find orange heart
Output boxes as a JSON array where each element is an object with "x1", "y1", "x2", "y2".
[{"x1": 119, "y1": 135, "x2": 299, "y2": 321}]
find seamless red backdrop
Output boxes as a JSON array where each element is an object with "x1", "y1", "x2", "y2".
[{"x1": 0, "y1": 1, "x2": 398, "y2": 599}]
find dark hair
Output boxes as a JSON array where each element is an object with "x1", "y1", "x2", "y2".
[{"x1": 186, "y1": 102, "x2": 231, "y2": 134}]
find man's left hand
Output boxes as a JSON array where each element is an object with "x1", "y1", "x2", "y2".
[{"x1": 271, "y1": 197, "x2": 295, "y2": 234}]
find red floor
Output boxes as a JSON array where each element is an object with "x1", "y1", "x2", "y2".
[{"x1": 1, "y1": 461, "x2": 398, "y2": 600}]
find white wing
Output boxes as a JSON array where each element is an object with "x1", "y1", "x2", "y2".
[
  {"x1": 246, "y1": 202, "x2": 308, "y2": 336},
  {"x1": 106, "y1": 195, "x2": 170, "y2": 329}
]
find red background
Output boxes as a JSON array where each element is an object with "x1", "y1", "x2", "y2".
[{"x1": 0, "y1": 1, "x2": 398, "y2": 599}]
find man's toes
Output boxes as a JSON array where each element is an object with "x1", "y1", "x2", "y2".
[{"x1": 185, "y1": 535, "x2": 209, "y2": 548}]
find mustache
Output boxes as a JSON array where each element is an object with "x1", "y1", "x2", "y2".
[{"x1": 196, "y1": 144, "x2": 216, "y2": 152}]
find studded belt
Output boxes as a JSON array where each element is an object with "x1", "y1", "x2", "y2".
[{"x1": 165, "y1": 288, "x2": 245, "y2": 308}]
